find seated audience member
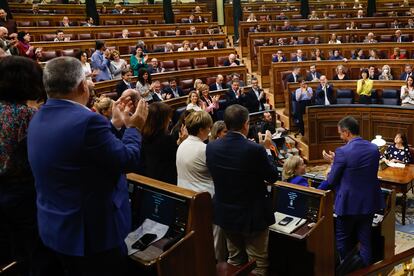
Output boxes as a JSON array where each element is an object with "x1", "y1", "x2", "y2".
[
  {"x1": 333, "y1": 65, "x2": 350, "y2": 80},
  {"x1": 277, "y1": 12, "x2": 288, "y2": 20},
  {"x1": 0, "y1": 29, "x2": 18, "y2": 56},
  {"x1": 308, "y1": 10, "x2": 319, "y2": 20},
  {"x1": 363, "y1": 32, "x2": 377, "y2": 43},
  {"x1": 99, "y1": 5, "x2": 107, "y2": 14},
  {"x1": 198, "y1": 84, "x2": 220, "y2": 120},
  {"x1": 401, "y1": 76, "x2": 414, "y2": 106},
  {"x1": 356, "y1": 9, "x2": 364, "y2": 18},
  {"x1": 93, "y1": 95, "x2": 113, "y2": 120},
  {"x1": 34, "y1": 47, "x2": 43, "y2": 64},
  {"x1": 149, "y1": 80, "x2": 168, "y2": 103},
  {"x1": 147, "y1": 58, "x2": 165, "y2": 74},
  {"x1": 272, "y1": 50, "x2": 287, "y2": 62},
  {"x1": 322, "y1": 11, "x2": 329, "y2": 19},
  {"x1": 383, "y1": 133, "x2": 412, "y2": 164},
  {"x1": 61, "y1": 16, "x2": 72, "y2": 27},
  {"x1": 311, "y1": 49, "x2": 325, "y2": 61},
  {"x1": 16, "y1": 31, "x2": 34, "y2": 58},
  {"x1": 77, "y1": 51, "x2": 95, "y2": 81},
  {"x1": 392, "y1": 20, "x2": 402, "y2": 29},
  {"x1": 144, "y1": 28, "x2": 157, "y2": 38},
  {"x1": 194, "y1": 40, "x2": 207, "y2": 50},
  {"x1": 207, "y1": 40, "x2": 219, "y2": 50},
  {"x1": 390, "y1": 47, "x2": 407, "y2": 59},
  {"x1": 305, "y1": 64, "x2": 321, "y2": 82},
  {"x1": 154, "y1": 42, "x2": 174, "y2": 53},
  {"x1": 400, "y1": 65, "x2": 413, "y2": 81},
  {"x1": 378, "y1": 65, "x2": 393, "y2": 80},
  {"x1": 357, "y1": 69, "x2": 374, "y2": 104},
  {"x1": 176, "y1": 110, "x2": 227, "y2": 261},
  {"x1": 54, "y1": 30, "x2": 70, "y2": 42},
  {"x1": 163, "y1": 79, "x2": 184, "y2": 98},
  {"x1": 112, "y1": 4, "x2": 125, "y2": 14},
  {"x1": 394, "y1": 30, "x2": 407, "y2": 42},
  {"x1": 110, "y1": 50, "x2": 127, "y2": 79},
  {"x1": 116, "y1": 68, "x2": 133, "y2": 98},
  {"x1": 328, "y1": 33, "x2": 341, "y2": 44},
  {"x1": 257, "y1": 111, "x2": 276, "y2": 134},
  {"x1": 91, "y1": 40, "x2": 112, "y2": 81},
  {"x1": 294, "y1": 79, "x2": 313, "y2": 135},
  {"x1": 130, "y1": 45, "x2": 148, "y2": 76},
  {"x1": 247, "y1": 13, "x2": 257, "y2": 22},
  {"x1": 315, "y1": 75, "x2": 336, "y2": 105},
  {"x1": 329, "y1": 49, "x2": 346, "y2": 61},
  {"x1": 210, "y1": 75, "x2": 226, "y2": 91},
  {"x1": 224, "y1": 54, "x2": 240, "y2": 66},
  {"x1": 282, "y1": 156, "x2": 308, "y2": 187},
  {"x1": 28, "y1": 57, "x2": 148, "y2": 275},
  {"x1": 368, "y1": 49, "x2": 380, "y2": 60},
  {"x1": 406, "y1": 18, "x2": 414, "y2": 29},
  {"x1": 289, "y1": 36, "x2": 300, "y2": 46},
  {"x1": 227, "y1": 73, "x2": 245, "y2": 88},
  {"x1": 353, "y1": 0, "x2": 363, "y2": 9},
  {"x1": 368, "y1": 65, "x2": 379, "y2": 80},
  {"x1": 291, "y1": 49, "x2": 307, "y2": 62},
  {"x1": 240, "y1": 77, "x2": 266, "y2": 113},
  {"x1": 226, "y1": 80, "x2": 241, "y2": 106},
  {"x1": 136, "y1": 68, "x2": 152, "y2": 102},
  {"x1": 175, "y1": 28, "x2": 181, "y2": 36},
  {"x1": 194, "y1": 5, "x2": 202, "y2": 13},
  {"x1": 210, "y1": 120, "x2": 227, "y2": 141},
  {"x1": 142, "y1": 102, "x2": 187, "y2": 185},
  {"x1": 178, "y1": 40, "x2": 191, "y2": 52},
  {"x1": 0, "y1": 56, "x2": 46, "y2": 276},
  {"x1": 82, "y1": 17, "x2": 95, "y2": 27},
  {"x1": 186, "y1": 91, "x2": 202, "y2": 111},
  {"x1": 351, "y1": 48, "x2": 366, "y2": 60},
  {"x1": 346, "y1": 21, "x2": 358, "y2": 30},
  {"x1": 194, "y1": 79, "x2": 203, "y2": 90},
  {"x1": 287, "y1": 67, "x2": 302, "y2": 83},
  {"x1": 31, "y1": 4, "x2": 39, "y2": 14},
  {"x1": 277, "y1": 38, "x2": 286, "y2": 46},
  {"x1": 121, "y1": 29, "x2": 129, "y2": 39},
  {"x1": 281, "y1": 20, "x2": 297, "y2": 31}
]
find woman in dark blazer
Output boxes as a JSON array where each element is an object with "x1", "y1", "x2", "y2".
[{"x1": 141, "y1": 102, "x2": 187, "y2": 184}]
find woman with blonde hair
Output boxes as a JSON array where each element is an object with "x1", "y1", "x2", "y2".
[
  {"x1": 197, "y1": 84, "x2": 220, "y2": 121},
  {"x1": 194, "y1": 79, "x2": 203, "y2": 89},
  {"x1": 210, "y1": 120, "x2": 227, "y2": 141},
  {"x1": 378, "y1": 65, "x2": 393, "y2": 80},
  {"x1": 282, "y1": 156, "x2": 308, "y2": 186},
  {"x1": 186, "y1": 91, "x2": 202, "y2": 111},
  {"x1": 93, "y1": 96, "x2": 113, "y2": 120}
]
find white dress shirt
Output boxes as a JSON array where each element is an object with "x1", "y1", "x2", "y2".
[{"x1": 176, "y1": 135, "x2": 214, "y2": 196}]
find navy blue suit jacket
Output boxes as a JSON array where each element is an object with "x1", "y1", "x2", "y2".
[
  {"x1": 315, "y1": 84, "x2": 336, "y2": 105},
  {"x1": 28, "y1": 99, "x2": 142, "y2": 256},
  {"x1": 206, "y1": 132, "x2": 279, "y2": 233},
  {"x1": 291, "y1": 56, "x2": 307, "y2": 62},
  {"x1": 325, "y1": 137, "x2": 384, "y2": 216}
]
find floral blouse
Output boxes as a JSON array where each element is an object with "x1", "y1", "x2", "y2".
[
  {"x1": 384, "y1": 144, "x2": 412, "y2": 164},
  {"x1": 0, "y1": 101, "x2": 35, "y2": 178}
]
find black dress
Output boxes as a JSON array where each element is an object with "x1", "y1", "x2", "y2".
[{"x1": 384, "y1": 144, "x2": 412, "y2": 164}]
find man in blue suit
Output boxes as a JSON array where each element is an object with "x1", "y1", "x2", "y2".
[
  {"x1": 206, "y1": 105, "x2": 279, "y2": 276},
  {"x1": 321, "y1": 116, "x2": 384, "y2": 266},
  {"x1": 91, "y1": 40, "x2": 112, "y2": 81},
  {"x1": 28, "y1": 57, "x2": 148, "y2": 275}
]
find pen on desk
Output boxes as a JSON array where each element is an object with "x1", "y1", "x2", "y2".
[{"x1": 295, "y1": 218, "x2": 302, "y2": 226}]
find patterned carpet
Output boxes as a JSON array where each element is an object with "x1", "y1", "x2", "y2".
[{"x1": 395, "y1": 193, "x2": 414, "y2": 254}]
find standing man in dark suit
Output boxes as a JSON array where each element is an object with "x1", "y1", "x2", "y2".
[
  {"x1": 315, "y1": 75, "x2": 336, "y2": 105},
  {"x1": 115, "y1": 68, "x2": 133, "y2": 98},
  {"x1": 239, "y1": 77, "x2": 266, "y2": 112},
  {"x1": 206, "y1": 104, "x2": 279, "y2": 276},
  {"x1": 321, "y1": 116, "x2": 384, "y2": 266},
  {"x1": 27, "y1": 57, "x2": 148, "y2": 275},
  {"x1": 225, "y1": 80, "x2": 241, "y2": 107},
  {"x1": 209, "y1": 74, "x2": 227, "y2": 91},
  {"x1": 162, "y1": 79, "x2": 185, "y2": 98},
  {"x1": 400, "y1": 64, "x2": 413, "y2": 80}
]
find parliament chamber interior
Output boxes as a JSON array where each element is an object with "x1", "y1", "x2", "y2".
[{"x1": 2, "y1": 0, "x2": 414, "y2": 275}]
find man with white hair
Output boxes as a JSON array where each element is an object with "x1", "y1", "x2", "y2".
[
  {"x1": 0, "y1": 27, "x2": 18, "y2": 56},
  {"x1": 209, "y1": 74, "x2": 227, "y2": 91},
  {"x1": 224, "y1": 53, "x2": 240, "y2": 66},
  {"x1": 28, "y1": 56, "x2": 148, "y2": 275},
  {"x1": 315, "y1": 75, "x2": 336, "y2": 105},
  {"x1": 363, "y1": 32, "x2": 377, "y2": 43}
]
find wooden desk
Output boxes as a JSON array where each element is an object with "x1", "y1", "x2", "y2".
[{"x1": 378, "y1": 165, "x2": 414, "y2": 225}]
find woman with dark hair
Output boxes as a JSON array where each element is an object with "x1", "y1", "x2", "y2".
[
  {"x1": 383, "y1": 133, "x2": 412, "y2": 164},
  {"x1": 135, "y1": 68, "x2": 152, "y2": 102},
  {"x1": 357, "y1": 68, "x2": 373, "y2": 104},
  {"x1": 0, "y1": 56, "x2": 46, "y2": 274},
  {"x1": 401, "y1": 76, "x2": 414, "y2": 106},
  {"x1": 141, "y1": 102, "x2": 188, "y2": 184},
  {"x1": 16, "y1": 31, "x2": 34, "y2": 58},
  {"x1": 76, "y1": 50, "x2": 96, "y2": 81},
  {"x1": 130, "y1": 45, "x2": 148, "y2": 76}
]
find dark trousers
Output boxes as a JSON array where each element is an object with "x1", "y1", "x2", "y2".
[
  {"x1": 295, "y1": 99, "x2": 312, "y2": 135},
  {"x1": 0, "y1": 180, "x2": 38, "y2": 275},
  {"x1": 359, "y1": 95, "x2": 371, "y2": 104},
  {"x1": 335, "y1": 214, "x2": 374, "y2": 266},
  {"x1": 34, "y1": 245, "x2": 128, "y2": 276}
]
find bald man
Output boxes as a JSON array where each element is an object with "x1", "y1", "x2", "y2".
[{"x1": 224, "y1": 53, "x2": 240, "y2": 66}]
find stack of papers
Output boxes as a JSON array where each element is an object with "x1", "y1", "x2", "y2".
[
  {"x1": 269, "y1": 212, "x2": 307, "y2": 234},
  {"x1": 385, "y1": 160, "x2": 405, "y2": 168}
]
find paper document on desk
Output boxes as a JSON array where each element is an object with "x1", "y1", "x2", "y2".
[
  {"x1": 385, "y1": 160, "x2": 406, "y2": 168},
  {"x1": 125, "y1": 218, "x2": 169, "y2": 255},
  {"x1": 269, "y1": 212, "x2": 307, "y2": 234}
]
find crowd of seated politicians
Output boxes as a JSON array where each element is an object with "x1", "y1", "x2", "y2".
[{"x1": 286, "y1": 67, "x2": 414, "y2": 134}]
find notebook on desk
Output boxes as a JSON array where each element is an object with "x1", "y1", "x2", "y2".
[{"x1": 269, "y1": 212, "x2": 307, "y2": 234}]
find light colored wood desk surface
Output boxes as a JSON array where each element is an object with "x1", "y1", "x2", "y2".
[{"x1": 378, "y1": 165, "x2": 414, "y2": 185}]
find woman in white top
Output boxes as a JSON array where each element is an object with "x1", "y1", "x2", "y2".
[
  {"x1": 193, "y1": 40, "x2": 207, "y2": 51},
  {"x1": 177, "y1": 40, "x2": 191, "y2": 52},
  {"x1": 328, "y1": 33, "x2": 341, "y2": 44},
  {"x1": 176, "y1": 111, "x2": 227, "y2": 261},
  {"x1": 186, "y1": 91, "x2": 202, "y2": 111},
  {"x1": 378, "y1": 65, "x2": 393, "y2": 80},
  {"x1": 110, "y1": 50, "x2": 127, "y2": 79},
  {"x1": 135, "y1": 68, "x2": 152, "y2": 102},
  {"x1": 77, "y1": 50, "x2": 95, "y2": 81},
  {"x1": 401, "y1": 76, "x2": 414, "y2": 106}
]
